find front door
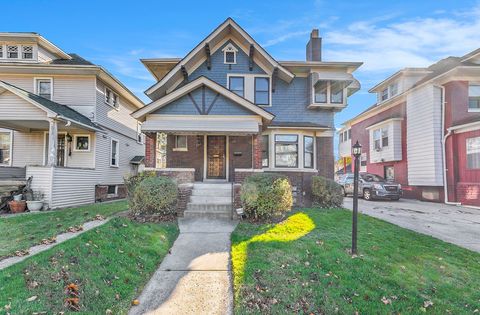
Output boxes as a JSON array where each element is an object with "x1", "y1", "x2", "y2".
[{"x1": 206, "y1": 136, "x2": 226, "y2": 179}]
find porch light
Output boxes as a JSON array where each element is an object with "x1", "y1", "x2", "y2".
[
  {"x1": 66, "y1": 133, "x2": 73, "y2": 143},
  {"x1": 352, "y1": 140, "x2": 362, "y2": 158}
]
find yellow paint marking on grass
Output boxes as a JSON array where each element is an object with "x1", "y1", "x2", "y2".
[{"x1": 231, "y1": 213, "x2": 315, "y2": 290}]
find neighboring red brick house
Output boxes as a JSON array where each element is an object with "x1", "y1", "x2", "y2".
[{"x1": 339, "y1": 49, "x2": 480, "y2": 206}]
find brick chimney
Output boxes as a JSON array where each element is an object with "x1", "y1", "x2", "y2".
[{"x1": 306, "y1": 29, "x2": 322, "y2": 61}]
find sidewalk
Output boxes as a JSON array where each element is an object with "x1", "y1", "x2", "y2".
[{"x1": 129, "y1": 217, "x2": 238, "y2": 315}]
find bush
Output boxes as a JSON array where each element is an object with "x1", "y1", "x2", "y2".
[
  {"x1": 124, "y1": 171, "x2": 156, "y2": 208},
  {"x1": 311, "y1": 176, "x2": 343, "y2": 208},
  {"x1": 240, "y1": 173, "x2": 293, "y2": 220},
  {"x1": 131, "y1": 176, "x2": 178, "y2": 216}
]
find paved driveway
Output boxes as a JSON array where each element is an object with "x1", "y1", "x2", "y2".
[{"x1": 343, "y1": 197, "x2": 480, "y2": 253}]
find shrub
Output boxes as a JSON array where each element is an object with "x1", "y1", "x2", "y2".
[
  {"x1": 311, "y1": 176, "x2": 343, "y2": 208},
  {"x1": 131, "y1": 176, "x2": 178, "y2": 216},
  {"x1": 124, "y1": 171, "x2": 156, "y2": 209},
  {"x1": 240, "y1": 173, "x2": 293, "y2": 220}
]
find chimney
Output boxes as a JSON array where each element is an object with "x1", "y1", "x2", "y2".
[{"x1": 306, "y1": 29, "x2": 322, "y2": 61}]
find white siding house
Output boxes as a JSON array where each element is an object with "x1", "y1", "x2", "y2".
[{"x1": 0, "y1": 33, "x2": 144, "y2": 209}]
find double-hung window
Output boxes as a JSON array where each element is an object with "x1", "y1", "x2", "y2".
[
  {"x1": 36, "y1": 78, "x2": 52, "y2": 100},
  {"x1": 105, "y1": 87, "x2": 119, "y2": 108},
  {"x1": 110, "y1": 139, "x2": 119, "y2": 167},
  {"x1": 304, "y1": 136, "x2": 314, "y2": 168},
  {"x1": 275, "y1": 135, "x2": 298, "y2": 168},
  {"x1": 174, "y1": 135, "x2": 187, "y2": 151},
  {"x1": 373, "y1": 127, "x2": 388, "y2": 150},
  {"x1": 229, "y1": 76, "x2": 244, "y2": 97},
  {"x1": 330, "y1": 81, "x2": 344, "y2": 103},
  {"x1": 261, "y1": 135, "x2": 269, "y2": 167},
  {"x1": 314, "y1": 81, "x2": 328, "y2": 103},
  {"x1": 0, "y1": 130, "x2": 12, "y2": 166},
  {"x1": 381, "y1": 88, "x2": 388, "y2": 101},
  {"x1": 254, "y1": 77, "x2": 270, "y2": 105},
  {"x1": 469, "y1": 85, "x2": 480, "y2": 111},
  {"x1": 7, "y1": 46, "x2": 18, "y2": 59},
  {"x1": 467, "y1": 137, "x2": 480, "y2": 169}
]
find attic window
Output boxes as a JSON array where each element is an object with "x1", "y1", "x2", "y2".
[
  {"x1": 0, "y1": 46, "x2": 3, "y2": 58},
  {"x1": 7, "y1": 46, "x2": 18, "y2": 59},
  {"x1": 222, "y1": 43, "x2": 238, "y2": 65},
  {"x1": 105, "y1": 87, "x2": 119, "y2": 108},
  {"x1": 22, "y1": 46, "x2": 33, "y2": 59}
]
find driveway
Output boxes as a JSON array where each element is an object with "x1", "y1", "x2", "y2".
[{"x1": 343, "y1": 197, "x2": 480, "y2": 253}]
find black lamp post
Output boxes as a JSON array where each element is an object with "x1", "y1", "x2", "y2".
[{"x1": 351, "y1": 140, "x2": 362, "y2": 256}]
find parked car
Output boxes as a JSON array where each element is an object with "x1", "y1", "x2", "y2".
[{"x1": 336, "y1": 173, "x2": 402, "y2": 201}]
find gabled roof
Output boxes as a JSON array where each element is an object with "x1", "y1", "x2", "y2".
[
  {"x1": 50, "y1": 53, "x2": 95, "y2": 66},
  {"x1": 0, "y1": 32, "x2": 72, "y2": 60},
  {"x1": 0, "y1": 80, "x2": 103, "y2": 131},
  {"x1": 133, "y1": 76, "x2": 275, "y2": 121},
  {"x1": 144, "y1": 18, "x2": 295, "y2": 100}
]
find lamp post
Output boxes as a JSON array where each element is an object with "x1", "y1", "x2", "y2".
[{"x1": 351, "y1": 140, "x2": 362, "y2": 256}]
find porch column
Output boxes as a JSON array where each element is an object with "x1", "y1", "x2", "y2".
[
  {"x1": 145, "y1": 132, "x2": 157, "y2": 168},
  {"x1": 47, "y1": 118, "x2": 58, "y2": 166},
  {"x1": 252, "y1": 134, "x2": 262, "y2": 169}
]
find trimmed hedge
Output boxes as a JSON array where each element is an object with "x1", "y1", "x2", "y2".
[
  {"x1": 124, "y1": 171, "x2": 157, "y2": 209},
  {"x1": 131, "y1": 176, "x2": 178, "y2": 216},
  {"x1": 311, "y1": 176, "x2": 343, "y2": 208},
  {"x1": 240, "y1": 173, "x2": 293, "y2": 220}
]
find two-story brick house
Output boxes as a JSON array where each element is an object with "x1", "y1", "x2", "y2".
[
  {"x1": 339, "y1": 48, "x2": 480, "y2": 207},
  {"x1": 0, "y1": 32, "x2": 145, "y2": 209},
  {"x1": 133, "y1": 18, "x2": 361, "y2": 210}
]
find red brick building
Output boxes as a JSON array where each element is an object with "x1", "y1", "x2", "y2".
[{"x1": 339, "y1": 49, "x2": 480, "y2": 207}]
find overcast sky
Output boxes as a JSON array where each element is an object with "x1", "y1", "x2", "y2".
[{"x1": 4, "y1": 0, "x2": 480, "y2": 129}]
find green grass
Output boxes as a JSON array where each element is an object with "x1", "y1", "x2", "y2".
[
  {"x1": 0, "y1": 200, "x2": 129, "y2": 258},
  {"x1": 0, "y1": 217, "x2": 179, "y2": 314},
  {"x1": 231, "y1": 209, "x2": 480, "y2": 314}
]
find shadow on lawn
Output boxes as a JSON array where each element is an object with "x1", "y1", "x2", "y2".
[{"x1": 231, "y1": 212, "x2": 315, "y2": 290}]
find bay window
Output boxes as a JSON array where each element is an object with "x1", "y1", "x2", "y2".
[
  {"x1": 261, "y1": 135, "x2": 269, "y2": 167},
  {"x1": 275, "y1": 135, "x2": 298, "y2": 168},
  {"x1": 467, "y1": 137, "x2": 480, "y2": 169},
  {"x1": 0, "y1": 131, "x2": 12, "y2": 166},
  {"x1": 469, "y1": 85, "x2": 480, "y2": 111},
  {"x1": 330, "y1": 81, "x2": 344, "y2": 103},
  {"x1": 314, "y1": 80, "x2": 328, "y2": 103},
  {"x1": 373, "y1": 127, "x2": 388, "y2": 150},
  {"x1": 304, "y1": 136, "x2": 314, "y2": 168}
]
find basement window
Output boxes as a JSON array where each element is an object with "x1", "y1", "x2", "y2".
[{"x1": 107, "y1": 185, "x2": 118, "y2": 197}]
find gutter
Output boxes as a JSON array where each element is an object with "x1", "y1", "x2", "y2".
[{"x1": 438, "y1": 85, "x2": 461, "y2": 206}]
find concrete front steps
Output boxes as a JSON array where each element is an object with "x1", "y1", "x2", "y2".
[{"x1": 184, "y1": 182, "x2": 233, "y2": 219}]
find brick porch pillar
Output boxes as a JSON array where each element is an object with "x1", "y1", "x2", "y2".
[
  {"x1": 145, "y1": 132, "x2": 157, "y2": 168},
  {"x1": 252, "y1": 134, "x2": 262, "y2": 169},
  {"x1": 316, "y1": 136, "x2": 334, "y2": 179}
]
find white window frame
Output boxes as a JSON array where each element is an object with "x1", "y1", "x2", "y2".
[
  {"x1": 73, "y1": 134, "x2": 91, "y2": 152},
  {"x1": 380, "y1": 88, "x2": 389, "y2": 101},
  {"x1": 227, "y1": 73, "x2": 272, "y2": 106},
  {"x1": 136, "y1": 123, "x2": 144, "y2": 144},
  {"x1": 22, "y1": 45, "x2": 33, "y2": 59},
  {"x1": 468, "y1": 83, "x2": 480, "y2": 112},
  {"x1": 373, "y1": 126, "x2": 389, "y2": 151},
  {"x1": 466, "y1": 136, "x2": 480, "y2": 169},
  {"x1": 0, "y1": 45, "x2": 3, "y2": 59},
  {"x1": 34, "y1": 77, "x2": 53, "y2": 100},
  {"x1": 303, "y1": 135, "x2": 314, "y2": 169},
  {"x1": 110, "y1": 138, "x2": 119, "y2": 167},
  {"x1": 6, "y1": 45, "x2": 18, "y2": 59},
  {"x1": 313, "y1": 80, "x2": 345, "y2": 105},
  {"x1": 0, "y1": 129, "x2": 13, "y2": 167},
  {"x1": 222, "y1": 43, "x2": 238, "y2": 65},
  {"x1": 173, "y1": 135, "x2": 188, "y2": 151},
  {"x1": 104, "y1": 87, "x2": 119, "y2": 109},
  {"x1": 107, "y1": 185, "x2": 118, "y2": 197}
]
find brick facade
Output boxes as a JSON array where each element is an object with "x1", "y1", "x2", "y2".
[
  {"x1": 152, "y1": 168, "x2": 195, "y2": 185},
  {"x1": 316, "y1": 136, "x2": 334, "y2": 179},
  {"x1": 95, "y1": 184, "x2": 127, "y2": 202},
  {"x1": 145, "y1": 132, "x2": 157, "y2": 168},
  {"x1": 176, "y1": 183, "x2": 193, "y2": 217},
  {"x1": 166, "y1": 135, "x2": 204, "y2": 181}
]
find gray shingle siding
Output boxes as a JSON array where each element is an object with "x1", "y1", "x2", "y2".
[{"x1": 153, "y1": 85, "x2": 253, "y2": 115}]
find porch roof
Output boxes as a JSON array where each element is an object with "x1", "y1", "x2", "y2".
[{"x1": 0, "y1": 81, "x2": 103, "y2": 132}]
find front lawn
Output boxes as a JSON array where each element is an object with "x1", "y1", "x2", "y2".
[
  {"x1": 0, "y1": 217, "x2": 178, "y2": 314},
  {"x1": 231, "y1": 209, "x2": 480, "y2": 314},
  {"x1": 0, "y1": 200, "x2": 128, "y2": 258}
]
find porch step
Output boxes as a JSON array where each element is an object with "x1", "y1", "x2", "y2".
[
  {"x1": 189, "y1": 196, "x2": 231, "y2": 204},
  {"x1": 183, "y1": 182, "x2": 233, "y2": 219}
]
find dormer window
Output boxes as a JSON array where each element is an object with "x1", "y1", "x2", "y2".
[
  {"x1": 0, "y1": 46, "x2": 3, "y2": 58},
  {"x1": 381, "y1": 88, "x2": 388, "y2": 101},
  {"x1": 7, "y1": 46, "x2": 18, "y2": 59},
  {"x1": 380, "y1": 83, "x2": 398, "y2": 102},
  {"x1": 22, "y1": 46, "x2": 33, "y2": 59},
  {"x1": 222, "y1": 43, "x2": 238, "y2": 65}
]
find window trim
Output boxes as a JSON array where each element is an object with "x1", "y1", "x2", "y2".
[
  {"x1": 104, "y1": 87, "x2": 119, "y2": 109},
  {"x1": 22, "y1": 45, "x2": 33, "y2": 59},
  {"x1": 73, "y1": 134, "x2": 91, "y2": 152},
  {"x1": 468, "y1": 84, "x2": 480, "y2": 112},
  {"x1": 228, "y1": 76, "x2": 245, "y2": 97},
  {"x1": 466, "y1": 136, "x2": 480, "y2": 169},
  {"x1": 373, "y1": 126, "x2": 389, "y2": 151},
  {"x1": 303, "y1": 135, "x2": 314, "y2": 169},
  {"x1": 222, "y1": 43, "x2": 238, "y2": 65},
  {"x1": 254, "y1": 77, "x2": 270, "y2": 106},
  {"x1": 314, "y1": 80, "x2": 328, "y2": 103},
  {"x1": 6, "y1": 45, "x2": 18, "y2": 59},
  {"x1": 173, "y1": 135, "x2": 188, "y2": 152},
  {"x1": 261, "y1": 134, "x2": 269, "y2": 168},
  {"x1": 110, "y1": 138, "x2": 119, "y2": 167},
  {"x1": 330, "y1": 81, "x2": 344, "y2": 104},
  {"x1": 34, "y1": 77, "x2": 53, "y2": 100},
  {"x1": 0, "y1": 129, "x2": 13, "y2": 167},
  {"x1": 313, "y1": 80, "x2": 345, "y2": 105},
  {"x1": 107, "y1": 185, "x2": 118, "y2": 197},
  {"x1": 274, "y1": 134, "x2": 299, "y2": 168}
]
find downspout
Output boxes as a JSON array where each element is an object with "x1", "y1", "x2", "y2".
[{"x1": 438, "y1": 85, "x2": 461, "y2": 205}]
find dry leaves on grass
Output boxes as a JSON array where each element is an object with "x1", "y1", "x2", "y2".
[
  {"x1": 381, "y1": 296, "x2": 392, "y2": 305},
  {"x1": 40, "y1": 236, "x2": 56, "y2": 245},
  {"x1": 14, "y1": 249, "x2": 29, "y2": 257},
  {"x1": 67, "y1": 225, "x2": 83, "y2": 233}
]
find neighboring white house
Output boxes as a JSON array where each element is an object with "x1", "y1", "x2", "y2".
[{"x1": 0, "y1": 32, "x2": 145, "y2": 209}]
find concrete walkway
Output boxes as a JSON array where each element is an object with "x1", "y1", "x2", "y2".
[
  {"x1": 0, "y1": 218, "x2": 110, "y2": 270},
  {"x1": 129, "y1": 217, "x2": 238, "y2": 315},
  {"x1": 343, "y1": 197, "x2": 480, "y2": 252}
]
